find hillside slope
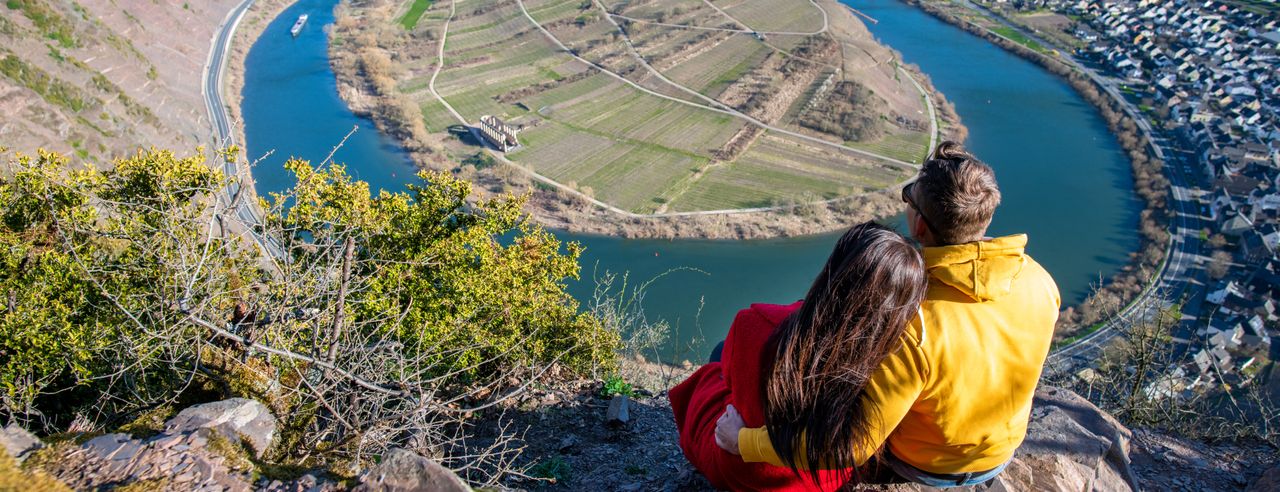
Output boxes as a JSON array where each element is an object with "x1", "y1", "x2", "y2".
[{"x1": 0, "y1": 0, "x2": 238, "y2": 160}]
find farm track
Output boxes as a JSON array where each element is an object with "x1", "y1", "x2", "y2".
[{"x1": 428, "y1": 0, "x2": 940, "y2": 217}]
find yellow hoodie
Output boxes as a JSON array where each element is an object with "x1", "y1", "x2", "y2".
[{"x1": 738, "y1": 235, "x2": 1060, "y2": 474}]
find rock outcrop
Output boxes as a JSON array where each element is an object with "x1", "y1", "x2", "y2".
[
  {"x1": 164, "y1": 398, "x2": 277, "y2": 458},
  {"x1": 0, "y1": 424, "x2": 42, "y2": 464},
  {"x1": 982, "y1": 387, "x2": 1141, "y2": 491},
  {"x1": 8, "y1": 398, "x2": 471, "y2": 491},
  {"x1": 865, "y1": 387, "x2": 1141, "y2": 491},
  {"x1": 5, "y1": 386, "x2": 1272, "y2": 490},
  {"x1": 51, "y1": 429, "x2": 257, "y2": 491},
  {"x1": 353, "y1": 448, "x2": 471, "y2": 492},
  {"x1": 21, "y1": 399, "x2": 283, "y2": 491},
  {"x1": 1249, "y1": 466, "x2": 1280, "y2": 491}
]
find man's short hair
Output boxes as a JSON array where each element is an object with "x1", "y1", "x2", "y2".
[{"x1": 914, "y1": 141, "x2": 1001, "y2": 245}]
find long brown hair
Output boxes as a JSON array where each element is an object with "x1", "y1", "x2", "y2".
[{"x1": 763, "y1": 222, "x2": 927, "y2": 484}]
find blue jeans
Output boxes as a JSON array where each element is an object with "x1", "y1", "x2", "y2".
[
  {"x1": 708, "y1": 340, "x2": 725, "y2": 363},
  {"x1": 883, "y1": 450, "x2": 1009, "y2": 488}
]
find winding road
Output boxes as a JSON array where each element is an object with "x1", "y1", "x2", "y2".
[{"x1": 204, "y1": 0, "x2": 286, "y2": 261}]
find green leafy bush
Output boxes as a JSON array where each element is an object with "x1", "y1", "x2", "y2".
[{"x1": 0, "y1": 148, "x2": 620, "y2": 473}]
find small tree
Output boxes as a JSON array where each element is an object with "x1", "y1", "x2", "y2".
[{"x1": 1208, "y1": 250, "x2": 1233, "y2": 280}]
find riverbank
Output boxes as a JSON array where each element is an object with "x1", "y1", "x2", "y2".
[
  {"x1": 324, "y1": 0, "x2": 966, "y2": 240},
  {"x1": 225, "y1": 0, "x2": 299, "y2": 155},
  {"x1": 906, "y1": 0, "x2": 1171, "y2": 340}
]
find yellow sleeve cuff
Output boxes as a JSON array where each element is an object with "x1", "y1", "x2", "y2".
[{"x1": 738, "y1": 426, "x2": 785, "y2": 467}]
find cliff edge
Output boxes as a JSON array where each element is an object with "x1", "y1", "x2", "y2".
[{"x1": 4, "y1": 384, "x2": 1274, "y2": 490}]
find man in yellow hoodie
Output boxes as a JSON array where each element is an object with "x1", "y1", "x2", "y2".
[{"x1": 715, "y1": 141, "x2": 1060, "y2": 488}]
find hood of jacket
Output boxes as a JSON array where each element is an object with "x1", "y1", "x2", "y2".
[{"x1": 922, "y1": 234, "x2": 1029, "y2": 302}]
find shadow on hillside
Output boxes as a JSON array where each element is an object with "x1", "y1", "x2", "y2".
[{"x1": 448, "y1": 124, "x2": 485, "y2": 148}]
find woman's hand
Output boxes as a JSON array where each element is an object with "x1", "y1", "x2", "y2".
[{"x1": 715, "y1": 404, "x2": 745, "y2": 455}]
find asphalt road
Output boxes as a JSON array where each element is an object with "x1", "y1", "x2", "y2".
[{"x1": 203, "y1": 0, "x2": 287, "y2": 261}]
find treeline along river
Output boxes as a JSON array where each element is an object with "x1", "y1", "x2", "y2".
[{"x1": 242, "y1": 0, "x2": 1141, "y2": 360}]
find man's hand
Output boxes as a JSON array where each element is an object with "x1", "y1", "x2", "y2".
[{"x1": 715, "y1": 404, "x2": 745, "y2": 455}]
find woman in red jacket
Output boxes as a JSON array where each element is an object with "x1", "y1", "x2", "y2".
[{"x1": 669, "y1": 222, "x2": 927, "y2": 491}]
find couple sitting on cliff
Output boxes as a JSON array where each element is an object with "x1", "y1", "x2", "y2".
[{"x1": 670, "y1": 141, "x2": 1061, "y2": 490}]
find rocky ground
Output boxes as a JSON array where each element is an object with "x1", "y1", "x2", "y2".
[
  {"x1": 2, "y1": 378, "x2": 1276, "y2": 491},
  {"x1": 1130, "y1": 428, "x2": 1277, "y2": 491},
  {"x1": 499, "y1": 384, "x2": 1279, "y2": 491},
  {"x1": 491, "y1": 389, "x2": 711, "y2": 490}
]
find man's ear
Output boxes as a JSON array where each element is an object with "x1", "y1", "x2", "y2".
[{"x1": 909, "y1": 212, "x2": 931, "y2": 244}]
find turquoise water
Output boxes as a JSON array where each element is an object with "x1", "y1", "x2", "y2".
[
  {"x1": 241, "y1": 0, "x2": 1139, "y2": 360},
  {"x1": 241, "y1": 0, "x2": 416, "y2": 194}
]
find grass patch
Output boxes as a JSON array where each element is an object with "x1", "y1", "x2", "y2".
[
  {"x1": 991, "y1": 26, "x2": 1047, "y2": 54},
  {"x1": 6, "y1": 0, "x2": 76, "y2": 47},
  {"x1": 462, "y1": 151, "x2": 496, "y2": 170},
  {"x1": 399, "y1": 0, "x2": 433, "y2": 30},
  {"x1": 0, "y1": 53, "x2": 90, "y2": 111},
  {"x1": 1052, "y1": 322, "x2": 1103, "y2": 350},
  {"x1": 1, "y1": 449, "x2": 70, "y2": 492},
  {"x1": 848, "y1": 131, "x2": 931, "y2": 164},
  {"x1": 530, "y1": 456, "x2": 572, "y2": 483},
  {"x1": 116, "y1": 405, "x2": 176, "y2": 439},
  {"x1": 600, "y1": 375, "x2": 633, "y2": 398},
  {"x1": 205, "y1": 432, "x2": 256, "y2": 473},
  {"x1": 706, "y1": 54, "x2": 757, "y2": 97}
]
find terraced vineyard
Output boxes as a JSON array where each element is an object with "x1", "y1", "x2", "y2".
[{"x1": 394, "y1": 0, "x2": 936, "y2": 214}]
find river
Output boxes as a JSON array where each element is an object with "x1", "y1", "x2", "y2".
[{"x1": 241, "y1": 0, "x2": 1140, "y2": 361}]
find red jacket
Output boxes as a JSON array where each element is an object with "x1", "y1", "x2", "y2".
[{"x1": 669, "y1": 302, "x2": 850, "y2": 491}]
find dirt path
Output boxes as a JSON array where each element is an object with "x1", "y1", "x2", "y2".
[{"x1": 609, "y1": 0, "x2": 828, "y2": 36}]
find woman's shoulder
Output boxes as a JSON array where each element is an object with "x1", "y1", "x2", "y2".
[
  {"x1": 724, "y1": 302, "x2": 801, "y2": 359},
  {"x1": 736, "y1": 301, "x2": 802, "y2": 327}
]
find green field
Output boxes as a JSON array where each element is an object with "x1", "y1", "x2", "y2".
[
  {"x1": 991, "y1": 26, "x2": 1049, "y2": 54},
  {"x1": 399, "y1": 0, "x2": 433, "y2": 29},
  {"x1": 664, "y1": 35, "x2": 770, "y2": 97},
  {"x1": 1221, "y1": 0, "x2": 1280, "y2": 15},
  {"x1": 848, "y1": 131, "x2": 931, "y2": 165},
  {"x1": 668, "y1": 133, "x2": 911, "y2": 211},
  {"x1": 396, "y1": 0, "x2": 927, "y2": 213},
  {"x1": 716, "y1": 0, "x2": 825, "y2": 33}
]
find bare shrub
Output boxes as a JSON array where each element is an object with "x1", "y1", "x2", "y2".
[{"x1": 1047, "y1": 294, "x2": 1279, "y2": 446}]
